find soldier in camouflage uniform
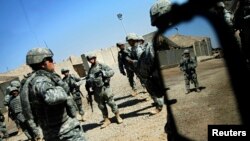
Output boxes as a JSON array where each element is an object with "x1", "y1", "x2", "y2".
[
  {"x1": 4, "y1": 81, "x2": 22, "y2": 136},
  {"x1": 6, "y1": 86, "x2": 34, "y2": 140},
  {"x1": 116, "y1": 42, "x2": 138, "y2": 96},
  {"x1": 126, "y1": 33, "x2": 164, "y2": 115},
  {"x1": 21, "y1": 48, "x2": 86, "y2": 141},
  {"x1": 4, "y1": 80, "x2": 21, "y2": 108},
  {"x1": 85, "y1": 54, "x2": 123, "y2": 129},
  {"x1": 233, "y1": 0, "x2": 250, "y2": 66},
  {"x1": 179, "y1": 49, "x2": 201, "y2": 94},
  {"x1": 0, "y1": 110, "x2": 8, "y2": 141},
  {"x1": 61, "y1": 68, "x2": 85, "y2": 121},
  {"x1": 4, "y1": 81, "x2": 42, "y2": 140}
]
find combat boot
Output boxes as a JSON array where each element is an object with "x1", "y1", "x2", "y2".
[
  {"x1": 142, "y1": 87, "x2": 147, "y2": 93},
  {"x1": 81, "y1": 115, "x2": 86, "y2": 122},
  {"x1": 131, "y1": 89, "x2": 138, "y2": 97},
  {"x1": 196, "y1": 88, "x2": 201, "y2": 92},
  {"x1": 115, "y1": 112, "x2": 123, "y2": 124},
  {"x1": 100, "y1": 118, "x2": 111, "y2": 129},
  {"x1": 150, "y1": 107, "x2": 162, "y2": 115},
  {"x1": 17, "y1": 128, "x2": 22, "y2": 136},
  {"x1": 185, "y1": 89, "x2": 190, "y2": 94},
  {"x1": 145, "y1": 96, "x2": 151, "y2": 101}
]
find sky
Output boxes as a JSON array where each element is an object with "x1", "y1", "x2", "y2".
[{"x1": 0, "y1": 0, "x2": 220, "y2": 73}]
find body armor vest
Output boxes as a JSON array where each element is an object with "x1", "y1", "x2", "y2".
[{"x1": 29, "y1": 70, "x2": 68, "y2": 128}]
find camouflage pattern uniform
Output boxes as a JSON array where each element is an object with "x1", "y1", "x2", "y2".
[
  {"x1": 4, "y1": 81, "x2": 22, "y2": 135},
  {"x1": 126, "y1": 33, "x2": 164, "y2": 114},
  {"x1": 7, "y1": 86, "x2": 33, "y2": 140},
  {"x1": 85, "y1": 56, "x2": 123, "y2": 128},
  {"x1": 179, "y1": 50, "x2": 200, "y2": 94},
  {"x1": 0, "y1": 110, "x2": 8, "y2": 141},
  {"x1": 21, "y1": 48, "x2": 86, "y2": 141},
  {"x1": 62, "y1": 69, "x2": 85, "y2": 119},
  {"x1": 233, "y1": 0, "x2": 250, "y2": 64},
  {"x1": 117, "y1": 43, "x2": 137, "y2": 94}
]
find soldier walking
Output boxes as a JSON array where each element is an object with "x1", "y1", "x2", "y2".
[
  {"x1": 21, "y1": 48, "x2": 86, "y2": 141},
  {"x1": 61, "y1": 68, "x2": 85, "y2": 121},
  {"x1": 179, "y1": 49, "x2": 201, "y2": 94},
  {"x1": 126, "y1": 33, "x2": 164, "y2": 115},
  {"x1": 85, "y1": 54, "x2": 123, "y2": 129},
  {"x1": 116, "y1": 42, "x2": 138, "y2": 96}
]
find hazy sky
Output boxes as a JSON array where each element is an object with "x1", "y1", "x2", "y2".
[{"x1": 0, "y1": 0, "x2": 219, "y2": 73}]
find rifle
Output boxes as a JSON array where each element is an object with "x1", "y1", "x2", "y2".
[{"x1": 87, "y1": 91, "x2": 94, "y2": 112}]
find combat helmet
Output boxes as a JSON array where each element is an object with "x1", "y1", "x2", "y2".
[
  {"x1": 116, "y1": 42, "x2": 124, "y2": 47},
  {"x1": 61, "y1": 68, "x2": 69, "y2": 74},
  {"x1": 126, "y1": 33, "x2": 138, "y2": 41},
  {"x1": 183, "y1": 49, "x2": 190, "y2": 54},
  {"x1": 10, "y1": 80, "x2": 21, "y2": 88},
  {"x1": 86, "y1": 54, "x2": 97, "y2": 61},
  {"x1": 150, "y1": 0, "x2": 172, "y2": 26},
  {"x1": 216, "y1": 1, "x2": 225, "y2": 8},
  {"x1": 137, "y1": 35, "x2": 145, "y2": 42},
  {"x1": 9, "y1": 86, "x2": 19, "y2": 94},
  {"x1": 26, "y1": 48, "x2": 54, "y2": 65}
]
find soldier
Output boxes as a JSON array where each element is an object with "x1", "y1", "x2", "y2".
[
  {"x1": 0, "y1": 110, "x2": 8, "y2": 141},
  {"x1": 4, "y1": 80, "x2": 21, "y2": 106},
  {"x1": 4, "y1": 81, "x2": 22, "y2": 136},
  {"x1": 61, "y1": 68, "x2": 85, "y2": 121},
  {"x1": 233, "y1": 0, "x2": 250, "y2": 66},
  {"x1": 5, "y1": 80, "x2": 42, "y2": 141},
  {"x1": 137, "y1": 35, "x2": 145, "y2": 46},
  {"x1": 116, "y1": 42, "x2": 138, "y2": 96},
  {"x1": 179, "y1": 49, "x2": 201, "y2": 94},
  {"x1": 126, "y1": 33, "x2": 164, "y2": 115},
  {"x1": 212, "y1": 1, "x2": 234, "y2": 27},
  {"x1": 85, "y1": 54, "x2": 123, "y2": 129},
  {"x1": 21, "y1": 48, "x2": 86, "y2": 141},
  {"x1": 6, "y1": 86, "x2": 34, "y2": 140}
]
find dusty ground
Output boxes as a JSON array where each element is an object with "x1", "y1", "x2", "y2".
[{"x1": 4, "y1": 58, "x2": 242, "y2": 141}]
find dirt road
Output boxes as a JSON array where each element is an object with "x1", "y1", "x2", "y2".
[{"x1": 5, "y1": 58, "x2": 241, "y2": 141}]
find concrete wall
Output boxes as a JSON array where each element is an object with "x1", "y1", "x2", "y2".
[{"x1": 158, "y1": 48, "x2": 195, "y2": 69}]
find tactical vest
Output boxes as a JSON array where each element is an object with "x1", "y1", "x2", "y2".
[
  {"x1": 118, "y1": 49, "x2": 130, "y2": 68},
  {"x1": 87, "y1": 63, "x2": 111, "y2": 88},
  {"x1": 27, "y1": 70, "x2": 68, "y2": 128},
  {"x1": 9, "y1": 95, "x2": 22, "y2": 114},
  {"x1": 136, "y1": 44, "x2": 155, "y2": 79}
]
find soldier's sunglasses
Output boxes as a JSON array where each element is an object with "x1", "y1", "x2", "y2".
[{"x1": 43, "y1": 57, "x2": 53, "y2": 63}]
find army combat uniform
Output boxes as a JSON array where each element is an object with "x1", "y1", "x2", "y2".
[
  {"x1": 62, "y1": 72, "x2": 85, "y2": 119},
  {"x1": 126, "y1": 33, "x2": 164, "y2": 114},
  {"x1": 0, "y1": 110, "x2": 8, "y2": 141},
  {"x1": 85, "y1": 61, "x2": 123, "y2": 128},
  {"x1": 7, "y1": 86, "x2": 34, "y2": 140},
  {"x1": 117, "y1": 44, "x2": 137, "y2": 94},
  {"x1": 134, "y1": 42, "x2": 164, "y2": 114},
  {"x1": 21, "y1": 48, "x2": 86, "y2": 141},
  {"x1": 179, "y1": 50, "x2": 200, "y2": 94}
]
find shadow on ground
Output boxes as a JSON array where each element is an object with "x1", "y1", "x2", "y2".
[
  {"x1": 82, "y1": 123, "x2": 100, "y2": 132},
  {"x1": 114, "y1": 95, "x2": 132, "y2": 101},
  {"x1": 118, "y1": 98, "x2": 146, "y2": 109}
]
